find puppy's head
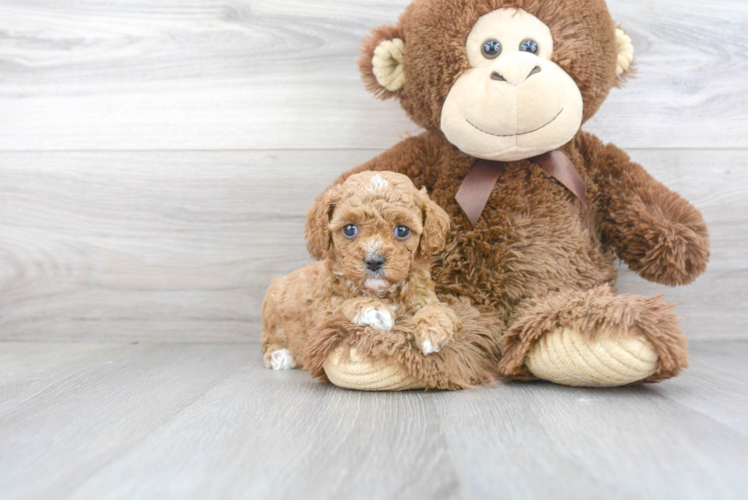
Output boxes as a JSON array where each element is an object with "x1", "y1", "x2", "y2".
[{"x1": 306, "y1": 171, "x2": 450, "y2": 297}]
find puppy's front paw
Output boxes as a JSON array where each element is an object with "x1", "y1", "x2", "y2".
[
  {"x1": 353, "y1": 307, "x2": 395, "y2": 330},
  {"x1": 420, "y1": 339, "x2": 443, "y2": 355},
  {"x1": 416, "y1": 330, "x2": 452, "y2": 355},
  {"x1": 413, "y1": 307, "x2": 460, "y2": 355}
]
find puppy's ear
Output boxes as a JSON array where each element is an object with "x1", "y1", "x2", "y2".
[
  {"x1": 418, "y1": 188, "x2": 450, "y2": 256},
  {"x1": 305, "y1": 187, "x2": 339, "y2": 260}
]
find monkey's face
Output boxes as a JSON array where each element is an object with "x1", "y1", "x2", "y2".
[
  {"x1": 359, "y1": 0, "x2": 634, "y2": 162},
  {"x1": 439, "y1": 8, "x2": 583, "y2": 162}
]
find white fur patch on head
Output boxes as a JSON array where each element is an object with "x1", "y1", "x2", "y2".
[
  {"x1": 352, "y1": 307, "x2": 394, "y2": 330},
  {"x1": 268, "y1": 349, "x2": 296, "y2": 370},
  {"x1": 368, "y1": 173, "x2": 389, "y2": 192}
]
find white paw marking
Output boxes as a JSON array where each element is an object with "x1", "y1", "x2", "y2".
[
  {"x1": 269, "y1": 349, "x2": 296, "y2": 370},
  {"x1": 421, "y1": 340, "x2": 436, "y2": 355},
  {"x1": 421, "y1": 337, "x2": 450, "y2": 356},
  {"x1": 353, "y1": 307, "x2": 394, "y2": 330}
]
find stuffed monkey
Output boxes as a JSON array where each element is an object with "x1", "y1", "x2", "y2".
[{"x1": 307, "y1": 0, "x2": 709, "y2": 389}]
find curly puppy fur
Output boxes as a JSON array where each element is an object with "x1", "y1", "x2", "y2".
[
  {"x1": 262, "y1": 171, "x2": 503, "y2": 378},
  {"x1": 323, "y1": 0, "x2": 709, "y2": 384}
]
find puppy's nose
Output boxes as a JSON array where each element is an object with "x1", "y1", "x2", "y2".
[{"x1": 364, "y1": 254, "x2": 386, "y2": 272}]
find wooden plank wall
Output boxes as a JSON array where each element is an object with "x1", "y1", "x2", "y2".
[{"x1": 1, "y1": 0, "x2": 746, "y2": 342}]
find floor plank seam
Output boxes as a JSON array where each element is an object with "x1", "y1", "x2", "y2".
[{"x1": 426, "y1": 397, "x2": 471, "y2": 500}]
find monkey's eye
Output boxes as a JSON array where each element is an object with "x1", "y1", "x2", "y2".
[
  {"x1": 342, "y1": 224, "x2": 358, "y2": 238},
  {"x1": 520, "y1": 39, "x2": 539, "y2": 54},
  {"x1": 481, "y1": 39, "x2": 502, "y2": 59},
  {"x1": 394, "y1": 225, "x2": 411, "y2": 240}
]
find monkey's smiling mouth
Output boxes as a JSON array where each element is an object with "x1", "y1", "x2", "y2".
[{"x1": 466, "y1": 108, "x2": 564, "y2": 138}]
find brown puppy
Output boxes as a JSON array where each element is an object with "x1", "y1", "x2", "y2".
[{"x1": 261, "y1": 171, "x2": 458, "y2": 371}]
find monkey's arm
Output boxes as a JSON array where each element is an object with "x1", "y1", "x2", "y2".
[{"x1": 579, "y1": 131, "x2": 710, "y2": 286}]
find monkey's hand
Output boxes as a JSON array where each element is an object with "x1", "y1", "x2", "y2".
[
  {"x1": 581, "y1": 132, "x2": 710, "y2": 286},
  {"x1": 608, "y1": 192, "x2": 710, "y2": 286}
]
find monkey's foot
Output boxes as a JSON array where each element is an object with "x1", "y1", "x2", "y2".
[
  {"x1": 525, "y1": 328, "x2": 659, "y2": 387},
  {"x1": 499, "y1": 286, "x2": 688, "y2": 385}
]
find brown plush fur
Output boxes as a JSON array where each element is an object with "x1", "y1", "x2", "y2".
[
  {"x1": 317, "y1": 0, "x2": 709, "y2": 385},
  {"x1": 262, "y1": 171, "x2": 501, "y2": 374}
]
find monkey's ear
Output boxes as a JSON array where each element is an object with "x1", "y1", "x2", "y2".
[
  {"x1": 359, "y1": 25, "x2": 406, "y2": 100},
  {"x1": 418, "y1": 188, "x2": 450, "y2": 256},
  {"x1": 305, "y1": 187, "x2": 339, "y2": 260},
  {"x1": 615, "y1": 27, "x2": 635, "y2": 84}
]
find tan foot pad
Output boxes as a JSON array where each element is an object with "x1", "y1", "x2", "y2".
[
  {"x1": 323, "y1": 347, "x2": 424, "y2": 391},
  {"x1": 526, "y1": 328, "x2": 659, "y2": 387}
]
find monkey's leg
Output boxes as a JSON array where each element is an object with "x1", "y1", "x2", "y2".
[
  {"x1": 306, "y1": 297, "x2": 502, "y2": 391},
  {"x1": 499, "y1": 284, "x2": 688, "y2": 387}
]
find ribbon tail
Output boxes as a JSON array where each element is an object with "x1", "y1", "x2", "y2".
[
  {"x1": 455, "y1": 160, "x2": 506, "y2": 227},
  {"x1": 533, "y1": 150, "x2": 588, "y2": 209}
]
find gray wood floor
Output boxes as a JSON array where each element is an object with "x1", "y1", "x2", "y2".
[{"x1": 1, "y1": 340, "x2": 747, "y2": 500}]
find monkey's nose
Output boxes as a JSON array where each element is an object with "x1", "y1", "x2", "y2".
[
  {"x1": 364, "y1": 254, "x2": 386, "y2": 272},
  {"x1": 490, "y1": 71, "x2": 507, "y2": 82},
  {"x1": 491, "y1": 66, "x2": 542, "y2": 85}
]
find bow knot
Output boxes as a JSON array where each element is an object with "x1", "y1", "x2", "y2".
[{"x1": 454, "y1": 150, "x2": 587, "y2": 227}]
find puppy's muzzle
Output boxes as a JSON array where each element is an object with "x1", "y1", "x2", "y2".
[{"x1": 364, "y1": 254, "x2": 386, "y2": 273}]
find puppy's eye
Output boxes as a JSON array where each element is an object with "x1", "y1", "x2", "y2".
[
  {"x1": 481, "y1": 39, "x2": 502, "y2": 59},
  {"x1": 520, "y1": 39, "x2": 538, "y2": 54},
  {"x1": 342, "y1": 224, "x2": 358, "y2": 238},
  {"x1": 394, "y1": 225, "x2": 411, "y2": 240}
]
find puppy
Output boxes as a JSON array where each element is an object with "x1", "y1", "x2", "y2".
[{"x1": 261, "y1": 171, "x2": 461, "y2": 370}]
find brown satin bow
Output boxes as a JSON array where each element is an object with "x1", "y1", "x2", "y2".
[{"x1": 454, "y1": 150, "x2": 588, "y2": 227}]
